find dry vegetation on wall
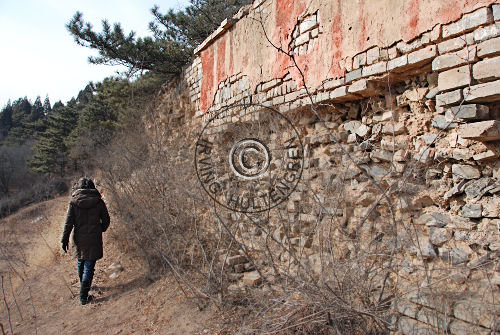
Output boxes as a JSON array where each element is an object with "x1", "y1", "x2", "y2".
[{"x1": 93, "y1": 5, "x2": 499, "y2": 335}]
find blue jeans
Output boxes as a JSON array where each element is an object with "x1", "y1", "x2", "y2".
[{"x1": 77, "y1": 259, "x2": 96, "y2": 286}]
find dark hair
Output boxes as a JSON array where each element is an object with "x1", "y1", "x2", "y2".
[{"x1": 78, "y1": 177, "x2": 95, "y2": 190}]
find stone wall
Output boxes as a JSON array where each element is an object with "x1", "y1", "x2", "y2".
[{"x1": 181, "y1": 1, "x2": 500, "y2": 333}]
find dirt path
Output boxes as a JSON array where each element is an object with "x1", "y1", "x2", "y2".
[{"x1": 0, "y1": 197, "x2": 218, "y2": 335}]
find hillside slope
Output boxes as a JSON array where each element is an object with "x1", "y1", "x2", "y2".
[{"x1": 0, "y1": 197, "x2": 217, "y2": 335}]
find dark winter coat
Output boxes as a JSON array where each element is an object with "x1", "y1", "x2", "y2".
[{"x1": 61, "y1": 188, "x2": 110, "y2": 260}]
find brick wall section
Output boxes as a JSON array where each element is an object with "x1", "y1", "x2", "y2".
[{"x1": 179, "y1": 3, "x2": 500, "y2": 334}]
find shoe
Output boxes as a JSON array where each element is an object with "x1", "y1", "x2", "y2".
[{"x1": 80, "y1": 280, "x2": 91, "y2": 305}]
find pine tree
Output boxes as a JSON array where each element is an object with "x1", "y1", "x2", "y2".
[
  {"x1": 42, "y1": 96, "x2": 52, "y2": 116},
  {"x1": 28, "y1": 101, "x2": 79, "y2": 176},
  {"x1": 66, "y1": 0, "x2": 251, "y2": 76},
  {"x1": 0, "y1": 102, "x2": 13, "y2": 142}
]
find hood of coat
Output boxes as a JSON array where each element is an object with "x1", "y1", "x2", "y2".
[{"x1": 70, "y1": 189, "x2": 102, "y2": 209}]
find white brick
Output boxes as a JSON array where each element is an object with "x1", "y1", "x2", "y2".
[
  {"x1": 438, "y1": 65, "x2": 471, "y2": 92},
  {"x1": 473, "y1": 56, "x2": 500, "y2": 82},
  {"x1": 345, "y1": 68, "x2": 362, "y2": 82},
  {"x1": 477, "y1": 36, "x2": 500, "y2": 57},
  {"x1": 432, "y1": 46, "x2": 476, "y2": 71},
  {"x1": 408, "y1": 45, "x2": 437, "y2": 65},
  {"x1": 366, "y1": 47, "x2": 380, "y2": 64},
  {"x1": 473, "y1": 22, "x2": 500, "y2": 42},
  {"x1": 323, "y1": 78, "x2": 344, "y2": 90},
  {"x1": 299, "y1": 17, "x2": 317, "y2": 34},
  {"x1": 387, "y1": 55, "x2": 408, "y2": 71},
  {"x1": 464, "y1": 79, "x2": 500, "y2": 102},
  {"x1": 348, "y1": 79, "x2": 379, "y2": 97},
  {"x1": 443, "y1": 7, "x2": 493, "y2": 38},
  {"x1": 295, "y1": 33, "x2": 310, "y2": 46},
  {"x1": 436, "y1": 90, "x2": 463, "y2": 106},
  {"x1": 437, "y1": 36, "x2": 468, "y2": 54},
  {"x1": 362, "y1": 61, "x2": 387, "y2": 77},
  {"x1": 493, "y1": 4, "x2": 500, "y2": 21}
]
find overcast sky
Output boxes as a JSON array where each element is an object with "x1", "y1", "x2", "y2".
[{"x1": 0, "y1": 0, "x2": 190, "y2": 108}]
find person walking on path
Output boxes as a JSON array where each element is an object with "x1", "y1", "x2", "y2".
[{"x1": 61, "y1": 177, "x2": 110, "y2": 305}]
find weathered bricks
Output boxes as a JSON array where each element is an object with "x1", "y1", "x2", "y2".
[
  {"x1": 438, "y1": 65, "x2": 471, "y2": 92},
  {"x1": 353, "y1": 52, "x2": 367, "y2": 69},
  {"x1": 330, "y1": 86, "x2": 359, "y2": 101},
  {"x1": 345, "y1": 69, "x2": 362, "y2": 83},
  {"x1": 366, "y1": 47, "x2": 380, "y2": 64},
  {"x1": 432, "y1": 46, "x2": 476, "y2": 71},
  {"x1": 477, "y1": 36, "x2": 500, "y2": 57},
  {"x1": 494, "y1": 4, "x2": 500, "y2": 21},
  {"x1": 438, "y1": 36, "x2": 471, "y2": 54},
  {"x1": 436, "y1": 90, "x2": 463, "y2": 107},
  {"x1": 348, "y1": 79, "x2": 380, "y2": 96},
  {"x1": 473, "y1": 56, "x2": 500, "y2": 82},
  {"x1": 464, "y1": 79, "x2": 500, "y2": 102},
  {"x1": 442, "y1": 7, "x2": 493, "y2": 38},
  {"x1": 408, "y1": 45, "x2": 437, "y2": 65},
  {"x1": 473, "y1": 22, "x2": 500, "y2": 42},
  {"x1": 458, "y1": 120, "x2": 500, "y2": 141},
  {"x1": 387, "y1": 55, "x2": 408, "y2": 72},
  {"x1": 445, "y1": 104, "x2": 489, "y2": 121},
  {"x1": 362, "y1": 61, "x2": 387, "y2": 77}
]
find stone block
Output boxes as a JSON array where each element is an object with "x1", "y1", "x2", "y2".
[
  {"x1": 429, "y1": 227, "x2": 453, "y2": 246},
  {"x1": 473, "y1": 55, "x2": 500, "y2": 82},
  {"x1": 415, "y1": 212, "x2": 451, "y2": 227},
  {"x1": 462, "y1": 203, "x2": 482, "y2": 218},
  {"x1": 435, "y1": 90, "x2": 463, "y2": 107},
  {"x1": 449, "y1": 319, "x2": 491, "y2": 335},
  {"x1": 370, "y1": 149, "x2": 393, "y2": 162},
  {"x1": 482, "y1": 196, "x2": 500, "y2": 217},
  {"x1": 438, "y1": 247, "x2": 470, "y2": 265},
  {"x1": 398, "y1": 317, "x2": 437, "y2": 335},
  {"x1": 382, "y1": 122, "x2": 406, "y2": 135},
  {"x1": 242, "y1": 271, "x2": 262, "y2": 286},
  {"x1": 452, "y1": 164, "x2": 481, "y2": 179},
  {"x1": 442, "y1": 7, "x2": 493, "y2": 38},
  {"x1": 464, "y1": 177, "x2": 493, "y2": 200},
  {"x1": 438, "y1": 65, "x2": 471, "y2": 92},
  {"x1": 454, "y1": 299, "x2": 499, "y2": 330},
  {"x1": 408, "y1": 45, "x2": 437, "y2": 65},
  {"x1": 432, "y1": 46, "x2": 476, "y2": 71},
  {"x1": 473, "y1": 150, "x2": 499, "y2": 161},
  {"x1": 432, "y1": 115, "x2": 457, "y2": 129},
  {"x1": 416, "y1": 307, "x2": 450, "y2": 331},
  {"x1": 458, "y1": 120, "x2": 500, "y2": 141},
  {"x1": 396, "y1": 300, "x2": 420, "y2": 318},
  {"x1": 361, "y1": 62, "x2": 387, "y2": 77},
  {"x1": 477, "y1": 36, "x2": 500, "y2": 57},
  {"x1": 445, "y1": 104, "x2": 489, "y2": 121},
  {"x1": 226, "y1": 255, "x2": 248, "y2": 266},
  {"x1": 464, "y1": 79, "x2": 500, "y2": 102}
]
